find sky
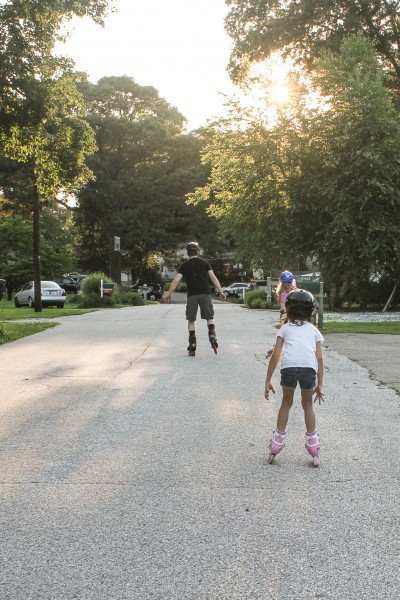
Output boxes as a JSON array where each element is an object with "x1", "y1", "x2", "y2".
[{"x1": 57, "y1": 0, "x2": 236, "y2": 131}]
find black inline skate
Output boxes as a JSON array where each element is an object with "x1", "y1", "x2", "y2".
[
  {"x1": 187, "y1": 334, "x2": 197, "y2": 357},
  {"x1": 208, "y1": 329, "x2": 218, "y2": 354}
]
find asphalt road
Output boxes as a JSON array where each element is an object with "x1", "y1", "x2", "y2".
[{"x1": 1, "y1": 299, "x2": 399, "y2": 599}]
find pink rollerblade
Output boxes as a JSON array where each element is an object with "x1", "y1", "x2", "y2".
[
  {"x1": 268, "y1": 428, "x2": 286, "y2": 463},
  {"x1": 305, "y1": 430, "x2": 320, "y2": 467}
]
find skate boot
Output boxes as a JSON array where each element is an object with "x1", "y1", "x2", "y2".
[
  {"x1": 208, "y1": 329, "x2": 218, "y2": 354},
  {"x1": 187, "y1": 334, "x2": 197, "y2": 357},
  {"x1": 268, "y1": 428, "x2": 286, "y2": 463},
  {"x1": 305, "y1": 430, "x2": 321, "y2": 467}
]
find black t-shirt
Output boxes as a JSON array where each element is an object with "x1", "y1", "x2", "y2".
[{"x1": 178, "y1": 257, "x2": 212, "y2": 296}]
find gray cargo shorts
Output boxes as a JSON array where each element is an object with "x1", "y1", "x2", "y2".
[{"x1": 186, "y1": 294, "x2": 214, "y2": 321}]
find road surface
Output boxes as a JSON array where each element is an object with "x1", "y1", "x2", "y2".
[{"x1": 1, "y1": 300, "x2": 399, "y2": 599}]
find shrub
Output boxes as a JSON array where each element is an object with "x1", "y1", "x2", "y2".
[
  {"x1": 81, "y1": 272, "x2": 112, "y2": 295},
  {"x1": 114, "y1": 290, "x2": 145, "y2": 306},
  {"x1": 245, "y1": 289, "x2": 273, "y2": 309},
  {"x1": 78, "y1": 291, "x2": 116, "y2": 308},
  {"x1": 77, "y1": 273, "x2": 117, "y2": 308}
]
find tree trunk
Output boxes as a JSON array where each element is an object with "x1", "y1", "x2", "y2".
[{"x1": 32, "y1": 182, "x2": 42, "y2": 312}]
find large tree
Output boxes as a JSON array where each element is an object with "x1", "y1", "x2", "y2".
[
  {"x1": 192, "y1": 35, "x2": 400, "y2": 302},
  {"x1": 75, "y1": 76, "x2": 217, "y2": 281},
  {"x1": 0, "y1": 0, "x2": 112, "y2": 310},
  {"x1": 226, "y1": 0, "x2": 400, "y2": 85}
]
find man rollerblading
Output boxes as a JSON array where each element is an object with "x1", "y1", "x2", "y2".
[{"x1": 164, "y1": 242, "x2": 225, "y2": 356}]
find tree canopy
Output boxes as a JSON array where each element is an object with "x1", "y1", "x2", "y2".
[
  {"x1": 193, "y1": 35, "x2": 400, "y2": 304},
  {"x1": 74, "y1": 76, "x2": 218, "y2": 280}
]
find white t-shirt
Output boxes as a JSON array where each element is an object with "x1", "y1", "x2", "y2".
[{"x1": 277, "y1": 321, "x2": 324, "y2": 371}]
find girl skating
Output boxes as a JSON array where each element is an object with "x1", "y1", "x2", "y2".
[{"x1": 264, "y1": 289, "x2": 325, "y2": 466}]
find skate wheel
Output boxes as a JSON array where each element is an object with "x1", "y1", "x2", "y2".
[
  {"x1": 313, "y1": 456, "x2": 320, "y2": 467},
  {"x1": 268, "y1": 453, "x2": 275, "y2": 464}
]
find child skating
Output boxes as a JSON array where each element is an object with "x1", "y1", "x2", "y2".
[
  {"x1": 264, "y1": 289, "x2": 325, "y2": 466},
  {"x1": 266, "y1": 270, "x2": 297, "y2": 358}
]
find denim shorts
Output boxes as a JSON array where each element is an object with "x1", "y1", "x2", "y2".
[
  {"x1": 186, "y1": 294, "x2": 214, "y2": 321},
  {"x1": 280, "y1": 367, "x2": 316, "y2": 391}
]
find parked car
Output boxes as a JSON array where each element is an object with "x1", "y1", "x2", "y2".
[
  {"x1": 217, "y1": 282, "x2": 252, "y2": 297},
  {"x1": 54, "y1": 276, "x2": 81, "y2": 294},
  {"x1": 14, "y1": 281, "x2": 67, "y2": 308},
  {"x1": 130, "y1": 283, "x2": 163, "y2": 301}
]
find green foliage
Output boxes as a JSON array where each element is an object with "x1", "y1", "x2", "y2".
[
  {"x1": 78, "y1": 291, "x2": 116, "y2": 308},
  {"x1": 245, "y1": 289, "x2": 273, "y2": 309},
  {"x1": 226, "y1": 0, "x2": 400, "y2": 87},
  {"x1": 194, "y1": 35, "x2": 400, "y2": 305},
  {"x1": 74, "y1": 76, "x2": 218, "y2": 277},
  {"x1": 78, "y1": 272, "x2": 116, "y2": 307},
  {"x1": 113, "y1": 290, "x2": 145, "y2": 306}
]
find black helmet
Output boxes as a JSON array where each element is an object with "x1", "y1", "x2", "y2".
[
  {"x1": 186, "y1": 241, "x2": 200, "y2": 255},
  {"x1": 285, "y1": 289, "x2": 314, "y2": 308}
]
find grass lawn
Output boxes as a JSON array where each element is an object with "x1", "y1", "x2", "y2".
[
  {"x1": 0, "y1": 298, "x2": 97, "y2": 345},
  {"x1": 0, "y1": 321, "x2": 58, "y2": 345},
  {"x1": 322, "y1": 321, "x2": 400, "y2": 334},
  {"x1": 0, "y1": 299, "x2": 96, "y2": 320}
]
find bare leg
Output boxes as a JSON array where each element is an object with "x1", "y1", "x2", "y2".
[
  {"x1": 188, "y1": 320, "x2": 196, "y2": 332},
  {"x1": 276, "y1": 388, "x2": 294, "y2": 432},
  {"x1": 301, "y1": 389, "x2": 316, "y2": 433}
]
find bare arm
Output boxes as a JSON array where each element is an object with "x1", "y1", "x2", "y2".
[
  {"x1": 208, "y1": 270, "x2": 226, "y2": 301},
  {"x1": 264, "y1": 336, "x2": 284, "y2": 399},
  {"x1": 164, "y1": 273, "x2": 183, "y2": 303},
  {"x1": 313, "y1": 341, "x2": 324, "y2": 404}
]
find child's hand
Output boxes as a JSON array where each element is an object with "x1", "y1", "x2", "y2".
[
  {"x1": 265, "y1": 382, "x2": 275, "y2": 400},
  {"x1": 313, "y1": 386, "x2": 324, "y2": 405}
]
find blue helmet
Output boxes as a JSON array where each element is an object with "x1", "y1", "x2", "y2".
[{"x1": 280, "y1": 270, "x2": 293, "y2": 283}]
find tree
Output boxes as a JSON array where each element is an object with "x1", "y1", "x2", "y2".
[
  {"x1": 0, "y1": 0, "x2": 112, "y2": 310},
  {"x1": 288, "y1": 35, "x2": 400, "y2": 304},
  {"x1": 0, "y1": 202, "x2": 77, "y2": 296},
  {"x1": 226, "y1": 0, "x2": 400, "y2": 86},
  {"x1": 192, "y1": 35, "x2": 400, "y2": 302},
  {"x1": 74, "y1": 77, "x2": 217, "y2": 281}
]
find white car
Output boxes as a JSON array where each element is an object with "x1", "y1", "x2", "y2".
[
  {"x1": 14, "y1": 281, "x2": 67, "y2": 308},
  {"x1": 218, "y1": 282, "x2": 251, "y2": 297}
]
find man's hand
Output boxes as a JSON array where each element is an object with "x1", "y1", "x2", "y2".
[
  {"x1": 164, "y1": 293, "x2": 172, "y2": 304},
  {"x1": 218, "y1": 291, "x2": 226, "y2": 301}
]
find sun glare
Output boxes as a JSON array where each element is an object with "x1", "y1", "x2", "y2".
[{"x1": 270, "y1": 82, "x2": 290, "y2": 104}]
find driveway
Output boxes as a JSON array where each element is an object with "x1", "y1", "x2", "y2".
[{"x1": 0, "y1": 303, "x2": 399, "y2": 599}]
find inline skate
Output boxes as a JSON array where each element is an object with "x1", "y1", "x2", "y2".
[
  {"x1": 305, "y1": 430, "x2": 320, "y2": 467},
  {"x1": 268, "y1": 428, "x2": 286, "y2": 463}
]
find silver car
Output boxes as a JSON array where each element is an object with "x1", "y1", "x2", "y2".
[{"x1": 14, "y1": 281, "x2": 67, "y2": 308}]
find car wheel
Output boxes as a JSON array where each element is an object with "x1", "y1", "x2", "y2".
[
  {"x1": 149, "y1": 293, "x2": 157, "y2": 300},
  {"x1": 14, "y1": 297, "x2": 21, "y2": 308},
  {"x1": 28, "y1": 297, "x2": 34, "y2": 308}
]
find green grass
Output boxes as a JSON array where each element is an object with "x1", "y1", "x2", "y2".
[
  {"x1": 0, "y1": 321, "x2": 58, "y2": 344},
  {"x1": 0, "y1": 299, "x2": 96, "y2": 320},
  {"x1": 322, "y1": 321, "x2": 400, "y2": 334}
]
